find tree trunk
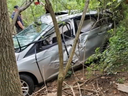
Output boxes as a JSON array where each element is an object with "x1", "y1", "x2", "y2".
[
  {"x1": 126, "y1": 0, "x2": 128, "y2": 4},
  {"x1": 0, "y1": 0, "x2": 23, "y2": 96},
  {"x1": 45, "y1": 0, "x2": 89, "y2": 96},
  {"x1": 45, "y1": 0, "x2": 64, "y2": 96},
  {"x1": 64, "y1": 0, "x2": 89, "y2": 77}
]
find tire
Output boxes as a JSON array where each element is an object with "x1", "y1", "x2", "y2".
[{"x1": 20, "y1": 74, "x2": 35, "y2": 96}]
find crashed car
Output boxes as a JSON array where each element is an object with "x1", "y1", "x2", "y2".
[{"x1": 13, "y1": 11, "x2": 112, "y2": 95}]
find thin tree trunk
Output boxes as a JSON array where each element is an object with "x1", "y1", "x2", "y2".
[
  {"x1": 45, "y1": 0, "x2": 64, "y2": 96},
  {"x1": 0, "y1": 0, "x2": 23, "y2": 96},
  {"x1": 45, "y1": 0, "x2": 89, "y2": 96},
  {"x1": 64, "y1": 0, "x2": 89, "y2": 77}
]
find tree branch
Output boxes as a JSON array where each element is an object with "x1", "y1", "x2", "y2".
[
  {"x1": 45, "y1": 1, "x2": 64, "y2": 96},
  {"x1": 12, "y1": 0, "x2": 34, "y2": 33},
  {"x1": 64, "y1": 0, "x2": 90, "y2": 77}
]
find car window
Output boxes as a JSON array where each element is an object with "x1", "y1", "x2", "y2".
[
  {"x1": 25, "y1": 29, "x2": 56, "y2": 57},
  {"x1": 40, "y1": 21, "x2": 73, "y2": 44},
  {"x1": 60, "y1": 22, "x2": 73, "y2": 40},
  {"x1": 24, "y1": 39, "x2": 50, "y2": 57},
  {"x1": 52, "y1": 21, "x2": 74, "y2": 43},
  {"x1": 13, "y1": 23, "x2": 50, "y2": 52},
  {"x1": 25, "y1": 21, "x2": 73, "y2": 56}
]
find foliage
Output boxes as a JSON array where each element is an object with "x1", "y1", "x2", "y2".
[
  {"x1": 66, "y1": 70, "x2": 72, "y2": 78},
  {"x1": 7, "y1": 0, "x2": 101, "y2": 26},
  {"x1": 116, "y1": 77, "x2": 125, "y2": 84},
  {"x1": 89, "y1": 0, "x2": 100, "y2": 10},
  {"x1": 7, "y1": 0, "x2": 44, "y2": 26},
  {"x1": 85, "y1": 1, "x2": 128, "y2": 74},
  {"x1": 101, "y1": 20, "x2": 128, "y2": 73}
]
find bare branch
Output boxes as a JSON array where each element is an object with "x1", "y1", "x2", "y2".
[
  {"x1": 64, "y1": 0, "x2": 90, "y2": 77},
  {"x1": 19, "y1": 0, "x2": 34, "y2": 12},
  {"x1": 45, "y1": 0, "x2": 64, "y2": 96}
]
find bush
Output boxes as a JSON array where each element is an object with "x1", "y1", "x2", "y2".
[{"x1": 86, "y1": 2, "x2": 128, "y2": 74}]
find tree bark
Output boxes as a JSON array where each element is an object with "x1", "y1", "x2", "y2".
[
  {"x1": 0, "y1": 0, "x2": 23, "y2": 96},
  {"x1": 64, "y1": 0, "x2": 89, "y2": 77},
  {"x1": 45, "y1": 0, "x2": 64, "y2": 96}
]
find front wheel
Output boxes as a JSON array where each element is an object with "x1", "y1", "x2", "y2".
[{"x1": 20, "y1": 74, "x2": 35, "y2": 96}]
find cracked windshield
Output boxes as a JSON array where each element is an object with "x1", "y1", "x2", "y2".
[{"x1": 13, "y1": 23, "x2": 49, "y2": 51}]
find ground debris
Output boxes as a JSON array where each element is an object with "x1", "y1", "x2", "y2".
[
  {"x1": 33, "y1": 70, "x2": 128, "y2": 96},
  {"x1": 116, "y1": 83, "x2": 128, "y2": 93}
]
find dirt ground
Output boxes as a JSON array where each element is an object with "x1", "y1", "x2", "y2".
[{"x1": 32, "y1": 68, "x2": 128, "y2": 96}]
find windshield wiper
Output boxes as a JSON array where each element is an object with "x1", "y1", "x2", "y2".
[{"x1": 14, "y1": 35, "x2": 22, "y2": 52}]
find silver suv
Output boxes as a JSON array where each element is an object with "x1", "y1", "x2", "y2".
[{"x1": 13, "y1": 11, "x2": 112, "y2": 96}]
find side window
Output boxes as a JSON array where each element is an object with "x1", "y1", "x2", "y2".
[
  {"x1": 59, "y1": 22, "x2": 73, "y2": 41},
  {"x1": 24, "y1": 22, "x2": 73, "y2": 57},
  {"x1": 24, "y1": 44, "x2": 37, "y2": 57},
  {"x1": 51, "y1": 22, "x2": 73, "y2": 43},
  {"x1": 25, "y1": 39, "x2": 51, "y2": 57},
  {"x1": 36, "y1": 40, "x2": 50, "y2": 52},
  {"x1": 24, "y1": 30, "x2": 55, "y2": 57}
]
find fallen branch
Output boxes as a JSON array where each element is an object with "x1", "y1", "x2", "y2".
[
  {"x1": 78, "y1": 88, "x2": 97, "y2": 93},
  {"x1": 64, "y1": 81, "x2": 76, "y2": 96},
  {"x1": 63, "y1": 75, "x2": 103, "y2": 90},
  {"x1": 32, "y1": 86, "x2": 46, "y2": 96}
]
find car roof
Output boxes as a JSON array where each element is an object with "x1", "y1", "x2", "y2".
[{"x1": 40, "y1": 11, "x2": 97, "y2": 25}]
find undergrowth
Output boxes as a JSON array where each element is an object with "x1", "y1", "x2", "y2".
[{"x1": 85, "y1": 1, "x2": 128, "y2": 74}]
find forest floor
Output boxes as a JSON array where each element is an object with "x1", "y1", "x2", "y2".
[{"x1": 32, "y1": 67, "x2": 128, "y2": 96}]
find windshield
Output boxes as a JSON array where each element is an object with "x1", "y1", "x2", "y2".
[{"x1": 13, "y1": 23, "x2": 50, "y2": 52}]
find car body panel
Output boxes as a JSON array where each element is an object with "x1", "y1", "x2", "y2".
[{"x1": 17, "y1": 54, "x2": 43, "y2": 82}]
